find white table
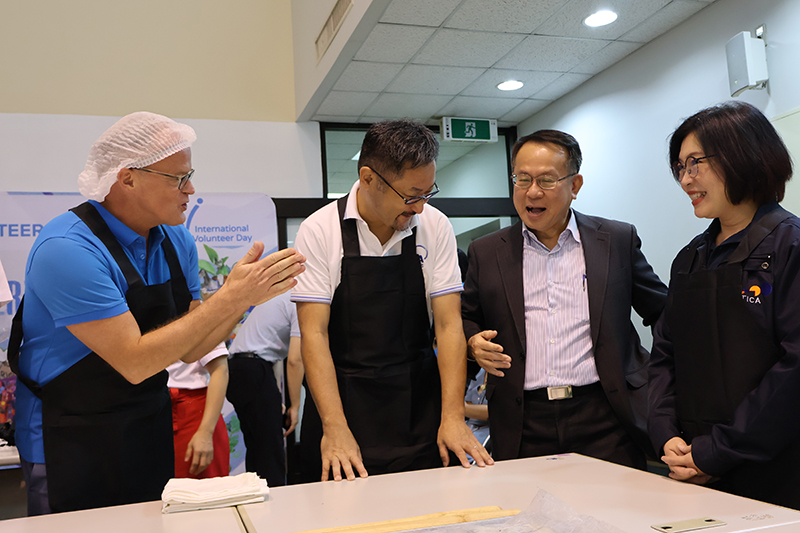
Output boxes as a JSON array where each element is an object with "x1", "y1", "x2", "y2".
[
  {"x1": 0, "y1": 443, "x2": 20, "y2": 468},
  {"x1": 2, "y1": 501, "x2": 245, "y2": 533},
  {"x1": 238, "y1": 454, "x2": 800, "y2": 533}
]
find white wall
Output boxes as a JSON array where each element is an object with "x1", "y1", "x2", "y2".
[
  {"x1": 0, "y1": 114, "x2": 323, "y2": 198},
  {"x1": 518, "y1": 0, "x2": 800, "y2": 288},
  {"x1": 436, "y1": 141, "x2": 510, "y2": 198}
]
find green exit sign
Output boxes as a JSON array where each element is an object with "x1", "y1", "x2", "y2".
[{"x1": 441, "y1": 117, "x2": 498, "y2": 143}]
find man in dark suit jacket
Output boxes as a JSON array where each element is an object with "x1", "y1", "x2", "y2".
[{"x1": 461, "y1": 130, "x2": 667, "y2": 469}]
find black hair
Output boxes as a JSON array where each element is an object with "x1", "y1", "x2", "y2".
[
  {"x1": 511, "y1": 129, "x2": 582, "y2": 174},
  {"x1": 358, "y1": 119, "x2": 439, "y2": 181},
  {"x1": 668, "y1": 101, "x2": 793, "y2": 205}
]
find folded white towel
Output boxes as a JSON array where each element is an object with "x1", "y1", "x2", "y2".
[{"x1": 161, "y1": 472, "x2": 269, "y2": 514}]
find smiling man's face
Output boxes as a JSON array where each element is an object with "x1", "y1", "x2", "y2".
[{"x1": 512, "y1": 141, "x2": 582, "y2": 247}]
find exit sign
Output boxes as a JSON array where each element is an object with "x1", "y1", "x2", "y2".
[{"x1": 441, "y1": 117, "x2": 498, "y2": 143}]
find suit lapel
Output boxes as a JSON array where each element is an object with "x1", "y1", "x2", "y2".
[
  {"x1": 497, "y1": 222, "x2": 526, "y2": 351},
  {"x1": 575, "y1": 212, "x2": 609, "y2": 348}
]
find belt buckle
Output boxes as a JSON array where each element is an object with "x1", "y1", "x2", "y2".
[{"x1": 547, "y1": 385, "x2": 573, "y2": 400}]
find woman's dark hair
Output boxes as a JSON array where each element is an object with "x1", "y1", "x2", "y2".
[
  {"x1": 668, "y1": 101, "x2": 793, "y2": 205},
  {"x1": 511, "y1": 129, "x2": 582, "y2": 174}
]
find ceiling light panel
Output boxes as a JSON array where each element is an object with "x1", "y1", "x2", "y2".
[
  {"x1": 461, "y1": 70, "x2": 561, "y2": 98},
  {"x1": 537, "y1": 0, "x2": 671, "y2": 40}
]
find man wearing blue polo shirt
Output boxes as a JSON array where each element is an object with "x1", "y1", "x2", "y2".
[{"x1": 10, "y1": 112, "x2": 305, "y2": 514}]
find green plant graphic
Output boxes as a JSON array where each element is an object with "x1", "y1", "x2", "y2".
[{"x1": 198, "y1": 244, "x2": 231, "y2": 277}]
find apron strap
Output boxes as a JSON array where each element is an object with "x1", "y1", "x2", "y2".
[
  {"x1": 7, "y1": 297, "x2": 44, "y2": 398},
  {"x1": 337, "y1": 195, "x2": 360, "y2": 258},
  {"x1": 160, "y1": 233, "x2": 188, "y2": 293},
  {"x1": 70, "y1": 202, "x2": 146, "y2": 291},
  {"x1": 727, "y1": 206, "x2": 792, "y2": 265}
]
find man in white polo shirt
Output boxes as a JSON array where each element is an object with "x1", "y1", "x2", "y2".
[{"x1": 292, "y1": 119, "x2": 492, "y2": 482}]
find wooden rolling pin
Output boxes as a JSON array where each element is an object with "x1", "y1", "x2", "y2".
[{"x1": 293, "y1": 505, "x2": 521, "y2": 533}]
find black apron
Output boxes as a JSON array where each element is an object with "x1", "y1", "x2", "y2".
[
  {"x1": 301, "y1": 196, "x2": 442, "y2": 479},
  {"x1": 9, "y1": 202, "x2": 193, "y2": 512},
  {"x1": 667, "y1": 206, "x2": 800, "y2": 508}
]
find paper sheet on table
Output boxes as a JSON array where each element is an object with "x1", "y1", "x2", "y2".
[
  {"x1": 161, "y1": 472, "x2": 268, "y2": 513},
  {"x1": 412, "y1": 489, "x2": 625, "y2": 533}
]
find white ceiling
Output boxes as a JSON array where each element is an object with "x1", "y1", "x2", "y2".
[{"x1": 311, "y1": 0, "x2": 717, "y2": 127}]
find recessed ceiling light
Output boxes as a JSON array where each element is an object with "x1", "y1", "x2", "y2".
[
  {"x1": 584, "y1": 10, "x2": 618, "y2": 27},
  {"x1": 497, "y1": 80, "x2": 524, "y2": 91}
]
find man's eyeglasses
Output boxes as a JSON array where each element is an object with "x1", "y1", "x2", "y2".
[
  {"x1": 367, "y1": 166, "x2": 439, "y2": 205},
  {"x1": 511, "y1": 172, "x2": 576, "y2": 190},
  {"x1": 671, "y1": 155, "x2": 715, "y2": 181},
  {"x1": 132, "y1": 167, "x2": 195, "y2": 190}
]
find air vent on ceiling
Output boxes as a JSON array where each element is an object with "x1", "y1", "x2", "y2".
[{"x1": 315, "y1": 0, "x2": 353, "y2": 62}]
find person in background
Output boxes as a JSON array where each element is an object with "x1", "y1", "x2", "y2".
[
  {"x1": 227, "y1": 291, "x2": 303, "y2": 487},
  {"x1": 462, "y1": 129, "x2": 667, "y2": 470},
  {"x1": 649, "y1": 101, "x2": 800, "y2": 509},
  {"x1": 167, "y1": 343, "x2": 230, "y2": 478},
  {"x1": 293, "y1": 119, "x2": 492, "y2": 483},
  {"x1": 9, "y1": 111, "x2": 305, "y2": 514}
]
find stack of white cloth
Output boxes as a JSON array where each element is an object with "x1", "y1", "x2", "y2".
[{"x1": 161, "y1": 472, "x2": 269, "y2": 514}]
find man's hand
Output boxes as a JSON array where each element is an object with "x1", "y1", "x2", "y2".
[
  {"x1": 467, "y1": 330, "x2": 511, "y2": 377},
  {"x1": 284, "y1": 405, "x2": 299, "y2": 437},
  {"x1": 320, "y1": 425, "x2": 369, "y2": 482},
  {"x1": 185, "y1": 428, "x2": 214, "y2": 475},
  {"x1": 437, "y1": 416, "x2": 493, "y2": 468},
  {"x1": 223, "y1": 243, "x2": 306, "y2": 307},
  {"x1": 661, "y1": 437, "x2": 712, "y2": 485}
]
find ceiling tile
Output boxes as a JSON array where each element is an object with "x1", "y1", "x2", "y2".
[
  {"x1": 532, "y1": 72, "x2": 592, "y2": 100},
  {"x1": 316, "y1": 91, "x2": 379, "y2": 116},
  {"x1": 495, "y1": 35, "x2": 607, "y2": 71},
  {"x1": 445, "y1": 0, "x2": 570, "y2": 34},
  {"x1": 571, "y1": 41, "x2": 642, "y2": 74},
  {"x1": 311, "y1": 115, "x2": 363, "y2": 123},
  {"x1": 436, "y1": 96, "x2": 524, "y2": 119},
  {"x1": 500, "y1": 99, "x2": 552, "y2": 123},
  {"x1": 379, "y1": 0, "x2": 462, "y2": 27},
  {"x1": 332, "y1": 61, "x2": 404, "y2": 92},
  {"x1": 353, "y1": 24, "x2": 436, "y2": 63},
  {"x1": 387, "y1": 64, "x2": 486, "y2": 95},
  {"x1": 535, "y1": 0, "x2": 671, "y2": 40},
  {"x1": 365, "y1": 93, "x2": 454, "y2": 120},
  {"x1": 413, "y1": 29, "x2": 526, "y2": 68},
  {"x1": 620, "y1": 1, "x2": 707, "y2": 43},
  {"x1": 461, "y1": 69, "x2": 562, "y2": 98}
]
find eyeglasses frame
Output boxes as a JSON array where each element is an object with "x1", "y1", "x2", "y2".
[
  {"x1": 511, "y1": 171, "x2": 577, "y2": 190},
  {"x1": 366, "y1": 166, "x2": 440, "y2": 205},
  {"x1": 132, "y1": 167, "x2": 195, "y2": 190},
  {"x1": 672, "y1": 155, "x2": 715, "y2": 181}
]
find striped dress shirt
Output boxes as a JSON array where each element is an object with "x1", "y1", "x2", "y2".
[{"x1": 522, "y1": 210, "x2": 599, "y2": 390}]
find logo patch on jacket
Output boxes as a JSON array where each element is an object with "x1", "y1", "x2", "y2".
[{"x1": 742, "y1": 283, "x2": 772, "y2": 304}]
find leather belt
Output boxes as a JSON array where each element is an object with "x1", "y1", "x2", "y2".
[
  {"x1": 524, "y1": 381, "x2": 603, "y2": 401},
  {"x1": 230, "y1": 351, "x2": 258, "y2": 359}
]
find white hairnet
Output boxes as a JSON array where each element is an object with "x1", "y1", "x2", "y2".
[{"x1": 77, "y1": 111, "x2": 197, "y2": 201}]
